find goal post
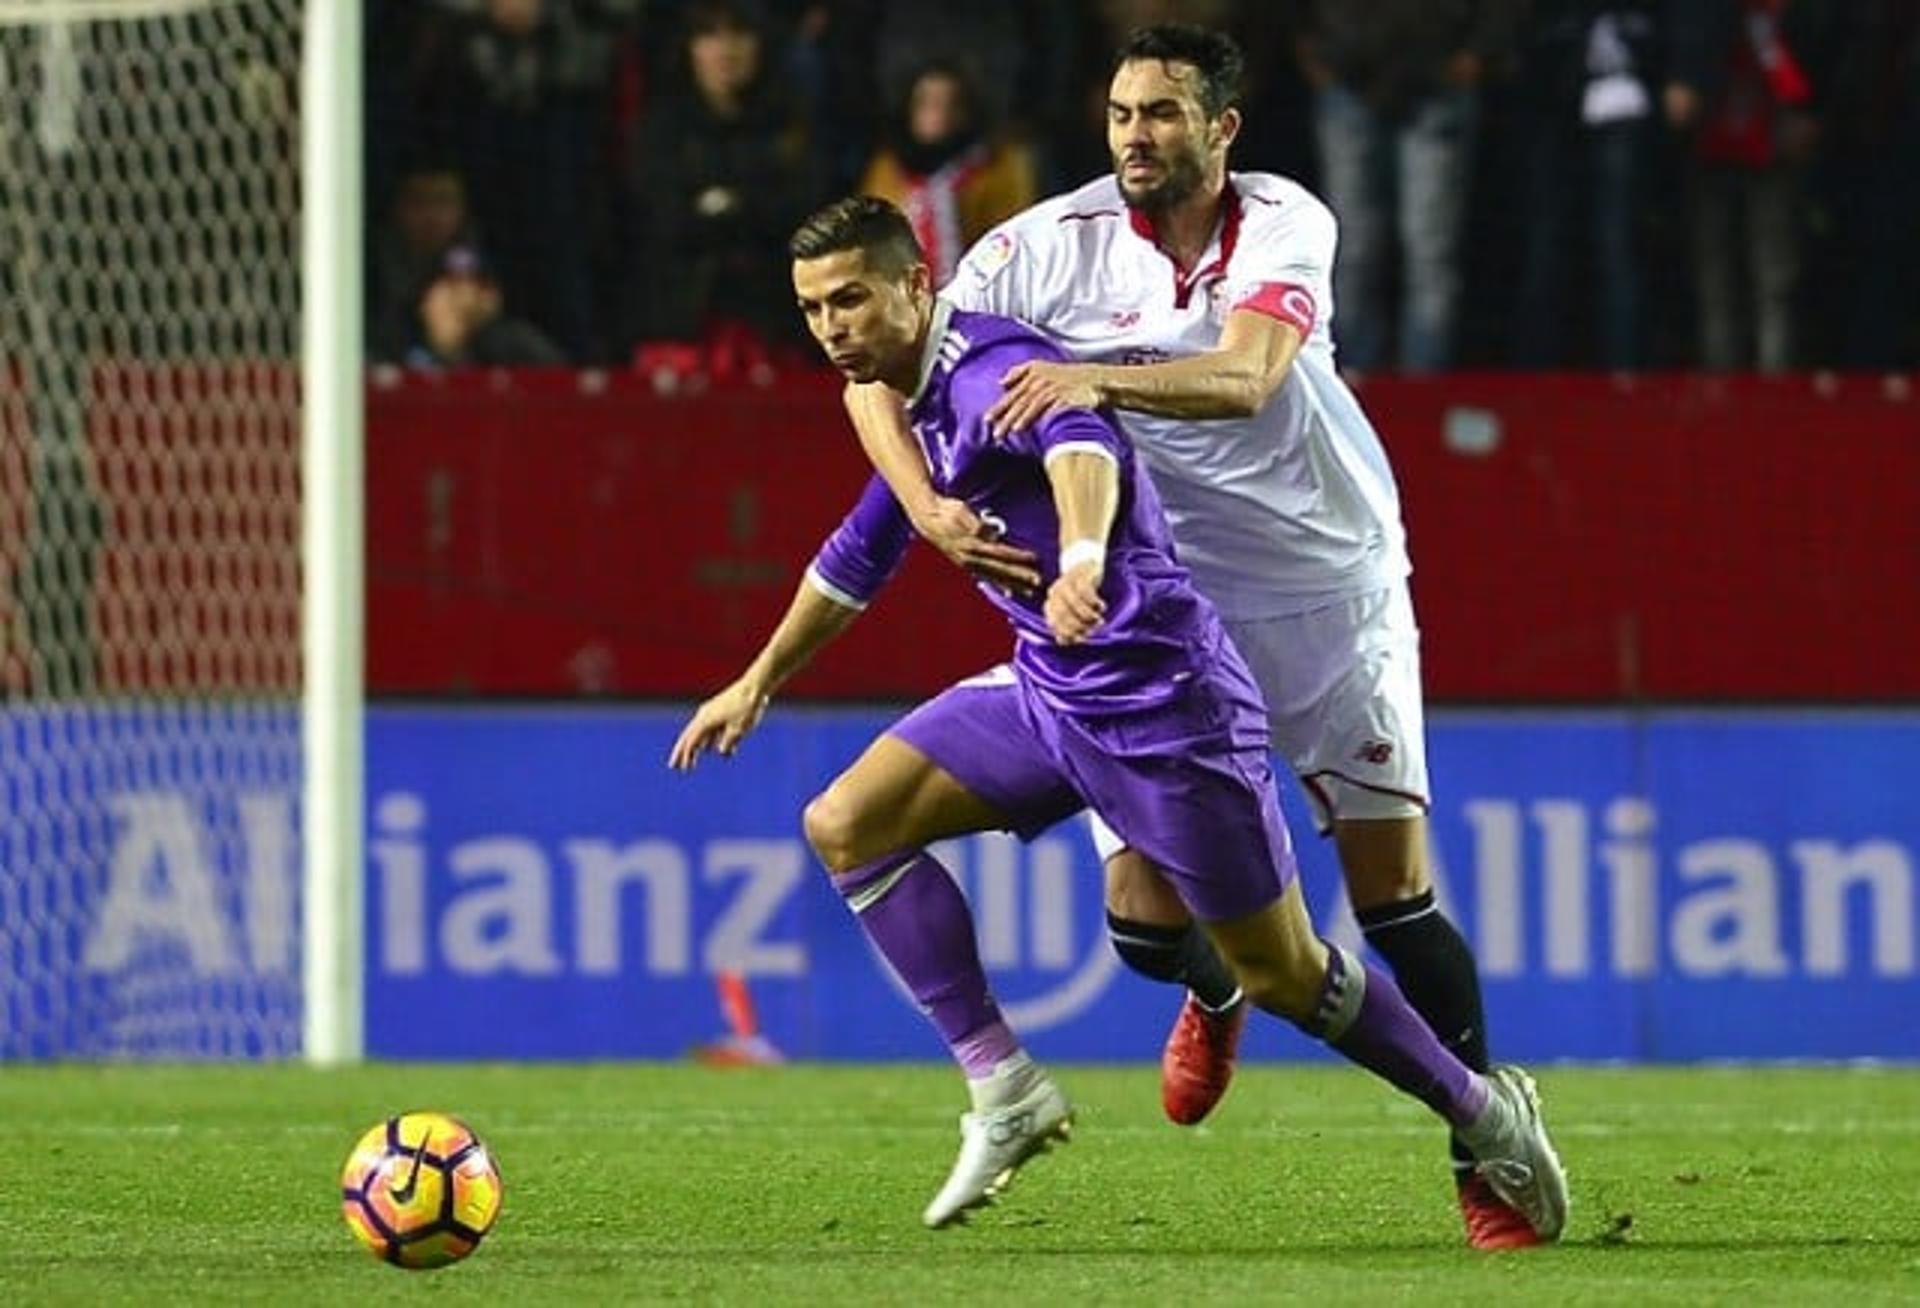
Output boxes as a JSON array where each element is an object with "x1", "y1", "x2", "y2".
[
  {"x1": 0, "y1": 0, "x2": 363, "y2": 1062},
  {"x1": 300, "y1": 0, "x2": 363, "y2": 1066}
]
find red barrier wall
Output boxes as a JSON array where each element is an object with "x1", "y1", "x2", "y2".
[
  {"x1": 366, "y1": 369, "x2": 1920, "y2": 702},
  {"x1": 3, "y1": 363, "x2": 301, "y2": 696}
]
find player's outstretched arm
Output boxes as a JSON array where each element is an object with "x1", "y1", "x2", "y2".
[
  {"x1": 668, "y1": 580, "x2": 860, "y2": 771},
  {"x1": 1043, "y1": 449, "x2": 1119, "y2": 646},
  {"x1": 843, "y1": 381, "x2": 1041, "y2": 594},
  {"x1": 988, "y1": 310, "x2": 1305, "y2": 433}
]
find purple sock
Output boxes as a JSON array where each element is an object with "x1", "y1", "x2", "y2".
[
  {"x1": 834, "y1": 851, "x2": 1020, "y2": 1077},
  {"x1": 1309, "y1": 942, "x2": 1488, "y2": 1129}
]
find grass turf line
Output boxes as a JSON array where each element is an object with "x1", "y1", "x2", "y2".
[{"x1": 0, "y1": 1064, "x2": 1914, "y2": 1305}]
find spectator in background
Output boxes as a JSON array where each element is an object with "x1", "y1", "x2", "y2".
[
  {"x1": 387, "y1": 244, "x2": 569, "y2": 369},
  {"x1": 1294, "y1": 1, "x2": 1522, "y2": 372},
  {"x1": 369, "y1": 158, "x2": 484, "y2": 364},
  {"x1": 629, "y1": 0, "x2": 824, "y2": 367},
  {"x1": 867, "y1": 1, "x2": 1033, "y2": 142},
  {"x1": 1665, "y1": 0, "x2": 1841, "y2": 372},
  {"x1": 419, "y1": 0, "x2": 642, "y2": 363},
  {"x1": 814, "y1": 0, "x2": 1086, "y2": 193},
  {"x1": 1508, "y1": 3, "x2": 1661, "y2": 370},
  {"x1": 857, "y1": 60, "x2": 1038, "y2": 284}
]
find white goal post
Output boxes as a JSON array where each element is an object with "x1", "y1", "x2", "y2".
[
  {"x1": 299, "y1": 0, "x2": 362, "y2": 1066},
  {"x1": 0, "y1": 0, "x2": 363, "y2": 1062}
]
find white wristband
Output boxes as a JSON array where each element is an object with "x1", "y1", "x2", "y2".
[{"x1": 1058, "y1": 539, "x2": 1106, "y2": 574}]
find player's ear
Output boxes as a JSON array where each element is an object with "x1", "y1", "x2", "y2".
[
  {"x1": 1214, "y1": 106, "x2": 1242, "y2": 152},
  {"x1": 907, "y1": 261, "x2": 932, "y2": 297}
]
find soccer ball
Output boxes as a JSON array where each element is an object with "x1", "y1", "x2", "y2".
[{"x1": 339, "y1": 1111, "x2": 503, "y2": 1269}]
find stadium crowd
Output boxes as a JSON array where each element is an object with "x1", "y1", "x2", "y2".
[{"x1": 366, "y1": 0, "x2": 1920, "y2": 375}]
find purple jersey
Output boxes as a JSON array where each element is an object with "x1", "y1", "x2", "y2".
[{"x1": 809, "y1": 304, "x2": 1230, "y2": 716}]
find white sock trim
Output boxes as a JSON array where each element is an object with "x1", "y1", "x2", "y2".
[
  {"x1": 1196, "y1": 987, "x2": 1244, "y2": 1015},
  {"x1": 842, "y1": 854, "x2": 918, "y2": 914},
  {"x1": 1359, "y1": 900, "x2": 1440, "y2": 933},
  {"x1": 1316, "y1": 943, "x2": 1367, "y2": 1041}
]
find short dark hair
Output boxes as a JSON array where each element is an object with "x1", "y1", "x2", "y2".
[
  {"x1": 1112, "y1": 24, "x2": 1244, "y2": 119},
  {"x1": 788, "y1": 196, "x2": 925, "y2": 278}
]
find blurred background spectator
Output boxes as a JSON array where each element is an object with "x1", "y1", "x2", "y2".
[
  {"x1": 1508, "y1": 3, "x2": 1661, "y2": 371},
  {"x1": 368, "y1": 157, "x2": 485, "y2": 363},
  {"x1": 626, "y1": 0, "x2": 825, "y2": 373},
  {"x1": 1665, "y1": 0, "x2": 1842, "y2": 373},
  {"x1": 856, "y1": 59, "x2": 1038, "y2": 283},
  {"x1": 361, "y1": 0, "x2": 1920, "y2": 375},
  {"x1": 1293, "y1": 1, "x2": 1522, "y2": 373},
  {"x1": 410, "y1": 0, "x2": 641, "y2": 364},
  {"x1": 378, "y1": 244, "x2": 568, "y2": 368}
]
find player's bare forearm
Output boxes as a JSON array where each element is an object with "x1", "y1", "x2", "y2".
[
  {"x1": 1092, "y1": 314, "x2": 1304, "y2": 420},
  {"x1": 1042, "y1": 450, "x2": 1116, "y2": 644},
  {"x1": 843, "y1": 382, "x2": 938, "y2": 520},
  {"x1": 1045, "y1": 450, "x2": 1119, "y2": 558},
  {"x1": 669, "y1": 580, "x2": 860, "y2": 770},
  {"x1": 987, "y1": 315, "x2": 1301, "y2": 433},
  {"x1": 742, "y1": 578, "x2": 862, "y2": 697},
  {"x1": 1088, "y1": 353, "x2": 1264, "y2": 418}
]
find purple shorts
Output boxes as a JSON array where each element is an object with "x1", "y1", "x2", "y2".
[{"x1": 888, "y1": 661, "x2": 1298, "y2": 923}]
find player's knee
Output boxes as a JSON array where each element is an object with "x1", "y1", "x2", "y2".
[
  {"x1": 1334, "y1": 817, "x2": 1432, "y2": 910},
  {"x1": 1235, "y1": 964, "x2": 1317, "y2": 1024},
  {"x1": 1223, "y1": 944, "x2": 1327, "y2": 1025},
  {"x1": 802, "y1": 790, "x2": 866, "y2": 874}
]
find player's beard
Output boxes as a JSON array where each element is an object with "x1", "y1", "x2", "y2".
[{"x1": 1115, "y1": 145, "x2": 1204, "y2": 214}]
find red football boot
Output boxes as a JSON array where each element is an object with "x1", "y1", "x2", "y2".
[
  {"x1": 1160, "y1": 993, "x2": 1246, "y2": 1125},
  {"x1": 1457, "y1": 1173, "x2": 1545, "y2": 1250}
]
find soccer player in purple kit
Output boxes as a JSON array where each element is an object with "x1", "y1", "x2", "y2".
[{"x1": 669, "y1": 195, "x2": 1567, "y2": 1237}]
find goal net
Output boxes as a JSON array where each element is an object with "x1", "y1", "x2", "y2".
[{"x1": 0, "y1": 0, "x2": 306, "y2": 1056}]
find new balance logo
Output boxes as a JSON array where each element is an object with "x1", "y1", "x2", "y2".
[{"x1": 1355, "y1": 740, "x2": 1394, "y2": 766}]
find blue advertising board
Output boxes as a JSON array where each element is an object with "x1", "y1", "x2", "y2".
[
  {"x1": 0, "y1": 703, "x2": 304, "y2": 1058},
  {"x1": 4, "y1": 704, "x2": 1915, "y2": 1061},
  {"x1": 361, "y1": 706, "x2": 1920, "y2": 1063}
]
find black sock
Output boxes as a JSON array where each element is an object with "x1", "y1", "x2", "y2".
[
  {"x1": 1105, "y1": 912, "x2": 1241, "y2": 1011},
  {"x1": 1356, "y1": 890, "x2": 1488, "y2": 1173}
]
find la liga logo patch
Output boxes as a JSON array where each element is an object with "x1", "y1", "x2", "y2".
[{"x1": 967, "y1": 232, "x2": 1016, "y2": 285}]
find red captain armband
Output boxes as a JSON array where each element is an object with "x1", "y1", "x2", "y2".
[{"x1": 1232, "y1": 282, "x2": 1317, "y2": 337}]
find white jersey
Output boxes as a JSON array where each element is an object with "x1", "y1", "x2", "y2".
[{"x1": 942, "y1": 172, "x2": 1410, "y2": 619}]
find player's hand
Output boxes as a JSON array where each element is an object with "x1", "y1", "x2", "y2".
[
  {"x1": 911, "y1": 496, "x2": 1042, "y2": 595},
  {"x1": 668, "y1": 677, "x2": 770, "y2": 771},
  {"x1": 1045, "y1": 561, "x2": 1107, "y2": 645},
  {"x1": 988, "y1": 361, "x2": 1103, "y2": 439}
]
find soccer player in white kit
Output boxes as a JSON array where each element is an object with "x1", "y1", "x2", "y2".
[{"x1": 845, "y1": 24, "x2": 1540, "y2": 1249}]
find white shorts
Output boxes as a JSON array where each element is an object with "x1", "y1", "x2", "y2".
[{"x1": 1090, "y1": 583, "x2": 1430, "y2": 857}]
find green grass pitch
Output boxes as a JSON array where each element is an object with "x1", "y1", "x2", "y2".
[{"x1": 0, "y1": 1063, "x2": 1915, "y2": 1305}]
